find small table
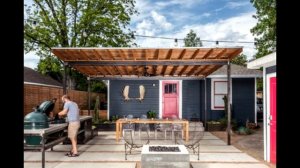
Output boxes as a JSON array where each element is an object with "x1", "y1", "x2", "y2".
[{"x1": 141, "y1": 145, "x2": 190, "y2": 168}]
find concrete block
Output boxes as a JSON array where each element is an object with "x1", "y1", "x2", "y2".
[{"x1": 141, "y1": 145, "x2": 190, "y2": 168}]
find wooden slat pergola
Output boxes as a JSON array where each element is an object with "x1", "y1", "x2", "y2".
[
  {"x1": 52, "y1": 47, "x2": 242, "y2": 79},
  {"x1": 51, "y1": 47, "x2": 243, "y2": 145}
]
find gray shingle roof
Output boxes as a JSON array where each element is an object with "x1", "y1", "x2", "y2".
[
  {"x1": 24, "y1": 67, "x2": 63, "y2": 86},
  {"x1": 208, "y1": 64, "x2": 262, "y2": 77}
]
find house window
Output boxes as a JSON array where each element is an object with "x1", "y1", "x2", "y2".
[
  {"x1": 211, "y1": 79, "x2": 230, "y2": 110},
  {"x1": 164, "y1": 84, "x2": 177, "y2": 94}
]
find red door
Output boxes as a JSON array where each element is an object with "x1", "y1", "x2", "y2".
[
  {"x1": 162, "y1": 81, "x2": 179, "y2": 118},
  {"x1": 270, "y1": 77, "x2": 276, "y2": 164}
]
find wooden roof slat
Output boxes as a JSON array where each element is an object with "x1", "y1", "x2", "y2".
[
  {"x1": 106, "y1": 49, "x2": 115, "y2": 60},
  {"x1": 178, "y1": 66, "x2": 189, "y2": 76},
  {"x1": 154, "y1": 49, "x2": 159, "y2": 60},
  {"x1": 170, "y1": 65, "x2": 179, "y2": 75},
  {"x1": 190, "y1": 49, "x2": 200, "y2": 59},
  {"x1": 52, "y1": 47, "x2": 242, "y2": 78},
  {"x1": 202, "y1": 49, "x2": 214, "y2": 59},
  {"x1": 166, "y1": 49, "x2": 173, "y2": 59},
  {"x1": 187, "y1": 65, "x2": 200, "y2": 76},
  {"x1": 93, "y1": 49, "x2": 103, "y2": 60},
  {"x1": 178, "y1": 49, "x2": 186, "y2": 59},
  {"x1": 214, "y1": 48, "x2": 227, "y2": 59}
]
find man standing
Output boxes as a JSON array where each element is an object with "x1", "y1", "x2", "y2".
[{"x1": 58, "y1": 95, "x2": 80, "y2": 157}]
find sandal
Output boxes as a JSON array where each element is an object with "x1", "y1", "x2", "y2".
[
  {"x1": 65, "y1": 151, "x2": 73, "y2": 156},
  {"x1": 68, "y1": 153, "x2": 79, "y2": 157}
]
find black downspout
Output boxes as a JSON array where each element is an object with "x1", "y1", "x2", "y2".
[
  {"x1": 227, "y1": 61, "x2": 231, "y2": 145},
  {"x1": 204, "y1": 78, "x2": 207, "y2": 127}
]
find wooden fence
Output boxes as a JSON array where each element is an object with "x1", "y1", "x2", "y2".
[{"x1": 24, "y1": 84, "x2": 106, "y2": 116}]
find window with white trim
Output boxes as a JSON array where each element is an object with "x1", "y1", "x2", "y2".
[{"x1": 211, "y1": 79, "x2": 229, "y2": 110}]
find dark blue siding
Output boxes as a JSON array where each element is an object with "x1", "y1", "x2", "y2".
[
  {"x1": 204, "y1": 78, "x2": 226, "y2": 121},
  {"x1": 204, "y1": 78, "x2": 255, "y2": 126},
  {"x1": 109, "y1": 78, "x2": 255, "y2": 125},
  {"x1": 232, "y1": 78, "x2": 255, "y2": 125},
  {"x1": 266, "y1": 65, "x2": 276, "y2": 74},
  {"x1": 182, "y1": 80, "x2": 201, "y2": 120},
  {"x1": 109, "y1": 80, "x2": 159, "y2": 119}
]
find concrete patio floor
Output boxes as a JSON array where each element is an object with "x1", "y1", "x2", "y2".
[{"x1": 24, "y1": 131, "x2": 271, "y2": 168}]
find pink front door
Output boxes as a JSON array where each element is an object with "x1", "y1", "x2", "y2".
[
  {"x1": 162, "y1": 81, "x2": 179, "y2": 118},
  {"x1": 270, "y1": 77, "x2": 276, "y2": 164}
]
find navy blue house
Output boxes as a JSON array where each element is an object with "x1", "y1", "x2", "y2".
[{"x1": 108, "y1": 64, "x2": 262, "y2": 126}]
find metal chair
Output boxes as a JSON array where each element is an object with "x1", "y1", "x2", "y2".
[
  {"x1": 137, "y1": 114, "x2": 150, "y2": 138},
  {"x1": 123, "y1": 123, "x2": 150, "y2": 160},
  {"x1": 170, "y1": 115, "x2": 184, "y2": 140},
  {"x1": 154, "y1": 122, "x2": 173, "y2": 139},
  {"x1": 122, "y1": 114, "x2": 135, "y2": 137},
  {"x1": 175, "y1": 121, "x2": 205, "y2": 160}
]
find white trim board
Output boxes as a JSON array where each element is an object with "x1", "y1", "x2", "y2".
[
  {"x1": 265, "y1": 72, "x2": 276, "y2": 162},
  {"x1": 210, "y1": 78, "x2": 232, "y2": 110},
  {"x1": 24, "y1": 82, "x2": 63, "y2": 88}
]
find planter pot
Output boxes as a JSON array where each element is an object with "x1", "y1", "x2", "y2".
[{"x1": 206, "y1": 123, "x2": 223, "y2": 131}]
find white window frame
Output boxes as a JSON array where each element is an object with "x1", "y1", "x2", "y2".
[{"x1": 211, "y1": 78, "x2": 232, "y2": 110}]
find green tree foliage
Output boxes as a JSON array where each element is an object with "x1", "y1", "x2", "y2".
[
  {"x1": 184, "y1": 30, "x2": 203, "y2": 47},
  {"x1": 24, "y1": 0, "x2": 137, "y2": 91},
  {"x1": 231, "y1": 54, "x2": 247, "y2": 67},
  {"x1": 250, "y1": 0, "x2": 276, "y2": 58}
]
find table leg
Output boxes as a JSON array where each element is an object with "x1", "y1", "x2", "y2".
[
  {"x1": 185, "y1": 122, "x2": 189, "y2": 142},
  {"x1": 41, "y1": 136, "x2": 45, "y2": 168},
  {"x1": 116, "y1": 122, "x2": 119, "y2": 142}
]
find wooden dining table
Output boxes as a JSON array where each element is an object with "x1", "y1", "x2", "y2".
[{"x1": 115, "y1": 118, "x2": 189, "y2": 142}]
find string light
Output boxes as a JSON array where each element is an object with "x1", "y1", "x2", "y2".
[{"x1": 133, "y1": 34, "x2": 256, "y2": 44}]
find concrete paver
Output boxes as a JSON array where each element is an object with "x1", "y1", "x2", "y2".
[{"x1": 24, "y1": 130, "x2": 271, "y2": 168}]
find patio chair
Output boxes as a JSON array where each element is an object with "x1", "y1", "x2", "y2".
[
  {"x1": 174, "y1": 121, "x2": 205, "y2": 160},
  {"x1": 154, "y1": 121, "x2": 173, "y2": 140},
  {"x1": 123, "y1": 124, "x2": 150, "y2": 160},
  {"x1": 137, "y1": 114, "x2": 150, "y2": 138},
  {"x1": 171, "y1": 115, "x2": 184, "y2": 140},
  {"x1": 122, "y1": 114, "x2": 135, "y2": 137}
]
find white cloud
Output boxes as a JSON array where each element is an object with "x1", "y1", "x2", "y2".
[
  {"x1": 151, "y1": 11, "x2": 173, "y2": 31},
  {"x1": 136, "y1": 19, "x2": 156, "y2": 36},
  {"x1": 24, "y1": 51, "x2": 39, "y2": 69},
  {"x1": 155, "y1": 0, "x2": 206, "y2": 8},
  {"x1": 226, "y1": 1, "x2": 250, "y2": 9},
  {"x1": 202, "y1": 13, "x2": 211, "y2": 17},
  {"x1": 133, "y1": 12, "x2": 258, "y2": 59}
]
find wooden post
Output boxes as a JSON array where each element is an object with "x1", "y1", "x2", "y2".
[
  {"x1": 227, "y1": 61, "x2": 231, "y2": 145},
  {"x1": 87, "y1": 76, "x2": 91, "y2": 116},
  {"x1": 204, "y1": 78, "x2": 207, "y2": 127},
  {"x1": 63, "y1": 63, "x2": 68, "y2": 94}
]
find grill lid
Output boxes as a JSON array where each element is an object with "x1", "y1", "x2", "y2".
[{"x1": 37, "y1": 98, "x2": 57, "y2": 117}]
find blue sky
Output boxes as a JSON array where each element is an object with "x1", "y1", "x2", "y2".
[{"x1": 24, "y1": 0, "x2": 257, "y2": 69}]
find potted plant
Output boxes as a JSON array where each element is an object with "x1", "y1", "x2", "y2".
[{"x1": 147, "y1": 110, "x2": 157, "y2": 119}]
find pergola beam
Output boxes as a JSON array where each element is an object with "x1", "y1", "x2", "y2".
[{"x1": 67, "y1": 60, "x2": 228, "y2": 66}]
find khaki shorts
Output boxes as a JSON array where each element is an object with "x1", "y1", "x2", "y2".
[{"x1": 68, "y1": 121, "x2": 80, "y2": 139}]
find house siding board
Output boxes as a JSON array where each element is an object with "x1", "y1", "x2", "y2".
[
  {"x1": 232, "y1": 78, "x2": 255, "y2": 126},
  {"x1": 109, "y1": 80, "x2": 159, "y2": 118},
  {"x1": 204, "y1": 78, "x2": 255, "y2": 126},
  {"x1": 266, "y1": 66, "x2": 276, "y2": 74},
  {"x1": 204, "y1": 78, "x2": 226, "y2": 121},
  {"x1": 182, "y1": 80, "x2": 201, "y2": 120}
]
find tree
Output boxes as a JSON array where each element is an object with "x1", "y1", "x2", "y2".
[
  {"x1": 231, "y1": 54, "x2": 247, "y2": 67},
  {"x1": 250, "y1": 0, "x2": 276, "y2": 58},
  {"x1": 184, "y1": 30, "x2": 203, "y2": 47},
  {"x1": 24, "y1": 0, "x2": 137, "y2": 91}
]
